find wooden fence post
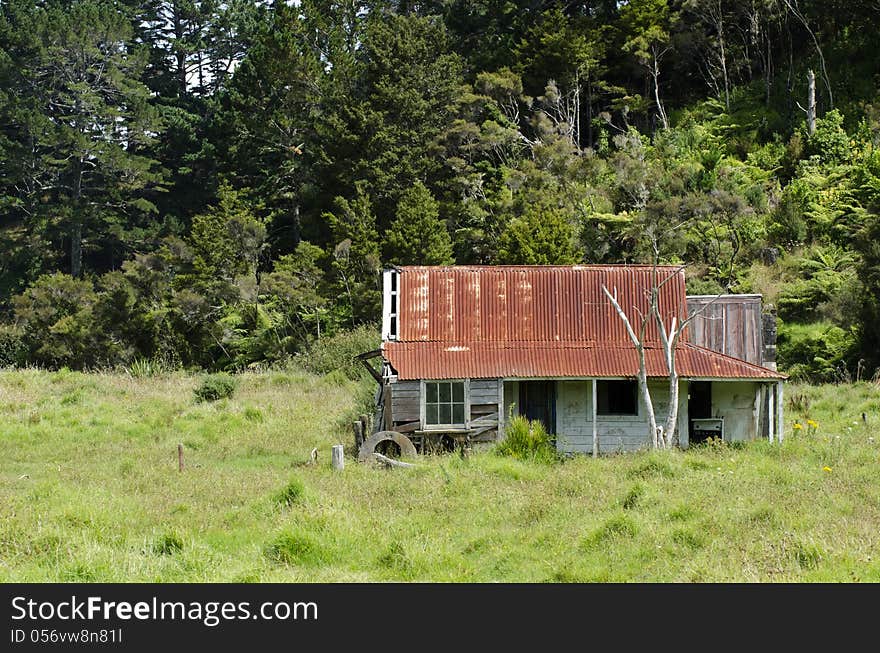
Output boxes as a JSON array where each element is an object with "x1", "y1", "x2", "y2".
[
  {"x1": 353, "y1": 420, "x2": 364, "y2": 450},
  {"x1": 331, "y1": 445, "x2": 345, "y2": 471},
  {"x1": 178, "y1": 443, "x2": 184, "y2": 472}
]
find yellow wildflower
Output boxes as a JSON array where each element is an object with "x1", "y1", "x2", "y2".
[
  {"x1": 822, "y1": 466, "x2": 832, "y2": 472},
  {"x1": 807, "y1": 419, "x2": 818, "y2": 428},
  {"x1": 793, "y1": 423, "x2": 803, "y2": 430}
]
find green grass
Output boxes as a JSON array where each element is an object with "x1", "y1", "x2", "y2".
[{"x1": 1, "y1": 369, "x2": 880, "y2": 582}]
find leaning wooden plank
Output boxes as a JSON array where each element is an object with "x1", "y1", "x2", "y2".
[{"x1": 373, "y1": 452, "x2": 418, "y2": 469}]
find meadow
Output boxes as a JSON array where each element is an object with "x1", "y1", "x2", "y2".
[{"x1": 1, "y1": 368, "x2": 879, "y2": 582}]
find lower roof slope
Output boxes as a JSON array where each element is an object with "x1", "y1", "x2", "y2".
[{"x1": 383, "y1": 340, "x2": 786, "y2": 381}]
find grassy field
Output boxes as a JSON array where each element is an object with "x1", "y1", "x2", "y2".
[{"x1": 1, "y1": 368, "x2": 879, "y2": 582}]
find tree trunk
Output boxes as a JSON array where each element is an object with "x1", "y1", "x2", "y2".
[
  {"x1": 71, "y1": 156, "x2": 83, "y2": 278},
  {"x1": 71, "y1": 222, "x2": 83, "y2": 279},
  {"x1": 173, "y1": 2, "x2": 187, "y2": 96},
  {"x1": 660, "y1": 328, "x2": 680, "y2": 449},
  {"x1": 807, "y1": 69, "x2": 816, "y2": 135},
  {"x1": 718, "y1": 15, "x2": 730, "y2": 112},
  {"x1": 292, "y1": 202, "x2": 301, "y2": 248},
  {"x1": 636, "y1": 344, "x2": 660, "y2": 447},
  {"x1": 651, "y1": 49, "x2": 669, "y2": 130},
  {"x1": 764, "y1": 32, "x2": 773, "y2": 108}
]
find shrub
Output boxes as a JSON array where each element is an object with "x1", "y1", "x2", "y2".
[
  {"x1": 127, "y1": 357, "x2": 175, "y2": 378},
  {"x1": 298, "y1": 325, "x2": 380, "y2": 380},
  {"x1": 12, "y1": 273, "x2": 99, "y2": 368},
  {"x1": 0, "y1": 325, "x2": 26, "y2": 367},
  {"x1": 777, "y1": 321, "x2": 858, "y2": 382},
  {"x1": 194, "y1": 373, "x2": 237, "y2": 402},
  {"x1": 495, "y1": 415, "x2": 558, "y2": 463},
  {"x1": 275, "y1": 477, "x2": 306, "y2": 507}
]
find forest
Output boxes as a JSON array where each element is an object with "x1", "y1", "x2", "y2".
[{"x1": 1, "y1": 0, "x2": 878, "y2": 380}]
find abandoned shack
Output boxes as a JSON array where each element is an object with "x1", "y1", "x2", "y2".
[{"x1": 360, "y1": 265, "x2": 786, "y2": 456}]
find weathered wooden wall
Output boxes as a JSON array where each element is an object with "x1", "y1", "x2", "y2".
[
  {"x1": 687, "y1": 295, "x2": 764, "y2": 366},
  {"x1": 468, "y1": 379, "x2": 501, "y2": 441},
  {"x1": 390, "y1": 380, "x2": 420, "y2": 424},
  {"x1": 388, "y1": 378, "x2": 501, "y2": 442},
  {"x1": 389, "y1": 376, "x2": 766, "y2": 452}
]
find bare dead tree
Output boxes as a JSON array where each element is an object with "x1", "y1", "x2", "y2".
[{"x1": 602, "y1": 240, "x2": 727, "y2": 449}]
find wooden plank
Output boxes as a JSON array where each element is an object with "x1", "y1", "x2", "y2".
[
  {"x1": 393, "y1": 421, "x2": 420, "y2": 434},
  {"x1": 383, "y1": 385, "x2": 393, "y2": 431},
  {"x1": 592, "y1": 378, "x2": 598, "y2": 458},
  {"x1": 470, "y1": 404, "x2": 498, "y2": 416},
  {"x1": 392, "y1": 399, "x2": 420, "y2": 422}
]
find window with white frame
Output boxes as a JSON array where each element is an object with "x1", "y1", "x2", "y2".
[{"x1": 424, "y1": 380, "x2": 466, "y2": 427}]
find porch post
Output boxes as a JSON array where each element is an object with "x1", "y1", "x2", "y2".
[
  {"x1": 592, "y1": 378, "x2": 598, "y2": 458},
  {"x1": 768, "y1": 383, "x2": 775, "y2": 443},
  {"x1": 498, "y1": 379, "x2": 505, "y2": 440},
  {"x1": 776, "y1": 380, "x2": 784, "y2": 443}
]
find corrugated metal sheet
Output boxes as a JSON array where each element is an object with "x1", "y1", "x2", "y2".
[
  {"x1": 387, "y1": 266, "x2": 785, "y2": 381},
  {"x1": 383, "y1": 341, "x2": 786, "y2": 380},
  {"x1": 398, "y1": 265, "x2": 688, "y2": 345},
  {"x1": 687, "y1": 295, "x2": 764, "y2": 365}
]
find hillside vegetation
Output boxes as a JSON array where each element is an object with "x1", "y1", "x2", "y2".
[
  {"x1": 1, "y1": 2, "x2": 879, "y2": 382},
  {"x1": 2, "y1": 369, "x2": 879, "y2": 582}
]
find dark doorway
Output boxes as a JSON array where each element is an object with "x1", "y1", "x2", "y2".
[
  {"x1": 688, "y1": 381, "x2": 712, "y2": 443},
  {"x1": 519, "y1": 381, "x2": 556, "y2": 435}
]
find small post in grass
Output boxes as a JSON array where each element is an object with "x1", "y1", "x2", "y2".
[
  {"x1": 353, "y1": 420, "x2": 364, "y2": 450},
  {"x1": 178, "y1": 443, "x2": 184, "y2": 472},
  {"x1": 331, "y1": 444, "x2": 345, "y2": 471}
]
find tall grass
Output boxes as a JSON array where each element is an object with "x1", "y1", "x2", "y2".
[{"x1": 1, "y1": 371, "x2": 879, "y2": 582}]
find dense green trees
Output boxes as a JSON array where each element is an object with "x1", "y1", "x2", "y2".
[{"x1": 0, "y1": 0, "x2": 878, "y2": 377}]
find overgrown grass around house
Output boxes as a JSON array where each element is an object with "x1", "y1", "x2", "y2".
[{"x1": 1, "y1": 371, "x2": 879, "y2": 582}]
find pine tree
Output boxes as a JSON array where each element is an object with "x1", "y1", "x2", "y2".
[
  {"x1": 385, "y1": 182, "x2": 454, "y2": 266},
  {"x1": 1, "y1": 0, "x2": 164, "y2": 278}
]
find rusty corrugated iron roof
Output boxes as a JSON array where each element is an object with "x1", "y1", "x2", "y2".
[
  {"x1": 383, "y1": 341, "x2": 786, "y2": 380},
  {"x1": 387, "y1": 265, "x2": 785, "y2": 381},
  {"x1": 397, "y1": 265, "x2": 689, "y2": 345}
]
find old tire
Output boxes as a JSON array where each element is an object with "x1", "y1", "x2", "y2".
[{"x1": 358, "y1": 430, "x2": 418, "y2": 463}]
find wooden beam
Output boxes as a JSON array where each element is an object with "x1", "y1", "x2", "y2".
[
  {"x1": 383, "y1": 384, "x2": 393, "y2": 431},
  {"x1": 356, "y1": 349, "x2": 384, "y2": 384},
  {"x1": 373, "y1": 452, "x2": 417, "y2": 469},
  {"x1": 776, "y1": 381, "x2": 784, "y2": 443},
  {"x1": 592, "y1": 378, "x2": 598, "y2": 458},
  {"x1": 353, "y1": 420, "x2": 364, "y2": 450}
]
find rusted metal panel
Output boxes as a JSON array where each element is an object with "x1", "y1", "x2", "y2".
[
  {"x1": 383, "y1": 341, "x2": 785, "y2": 381},
  {"x1": 397, "y1": 265, "x2": 688, "y2": 345},
  {"x1": 687, "y1": 295, "x2": 764, "y2": 365},
  {"x1": 388, "y1": 267, "x2": 783, "y2": 381}
]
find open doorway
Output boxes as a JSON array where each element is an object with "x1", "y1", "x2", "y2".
[
  {"x1": 518, "y1": 381, "x2": 556, "y2": 435},
  {"x1": 688, "y1": 381, "x2": 712, "y2": 443}
]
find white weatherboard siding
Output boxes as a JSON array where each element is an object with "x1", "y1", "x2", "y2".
[
  {"x1": 556, "y1": 380, "x2": 689, "y2": 454},
  {"x1": 712, "y1": 381, "x2": 763, "y2": 442}
]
